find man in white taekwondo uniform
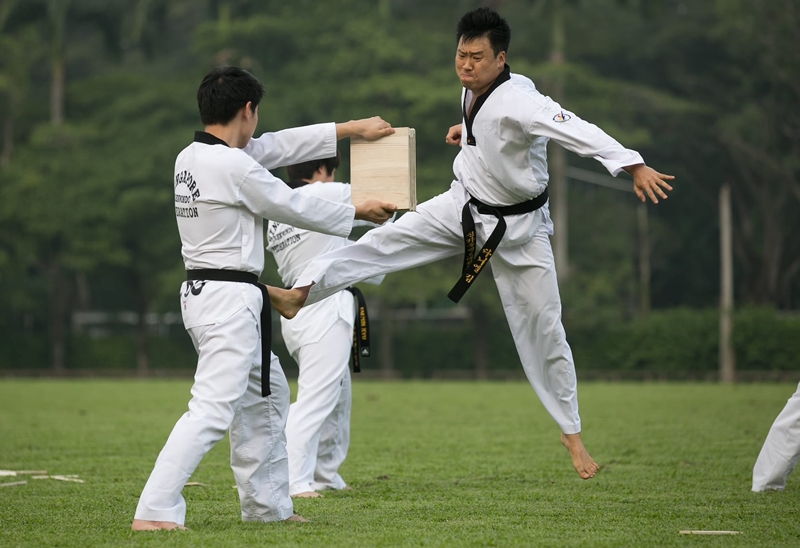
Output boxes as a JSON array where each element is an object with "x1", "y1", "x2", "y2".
[
  {"x1": 267, "y1": 8, "x2": 675, "y2": 480},
  {"x1": 267, "y1": 154, "x2": 387, "y2": 499},
  {"x1": 752, "y1": 382, "x2": 800, "y2": 491},
  {"x1": 131, "y1": 66, "x2": 396, "y2": 531}
]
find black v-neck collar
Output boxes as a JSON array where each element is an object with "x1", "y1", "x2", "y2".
[
  {"x1": 463, "y1": 64, "x2": 511, "y2": 146},
  {"x1": 194, "y1": 131, "x2": 230, "y2": 147}
]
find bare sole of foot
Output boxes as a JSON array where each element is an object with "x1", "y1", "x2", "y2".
[
  {"x1": 561, "y1": 432, "x2": 599, "y2": 479},
  {"x1": 266, "y1": 285, "x2": 311, "y2": 319},
  {"x1": 131, "y1": 519, "x2": 187, "y2": 531},
  {"x1": 285, "y1": 514, "x2": 309, "y2": 522},
  {"x1": 291, "y1": 491, "x2": 322, "y2": 498}
]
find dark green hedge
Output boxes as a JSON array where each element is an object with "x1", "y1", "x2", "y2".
[{"x1": 1, "y1": 307, "x2": 798, "y2": 374}]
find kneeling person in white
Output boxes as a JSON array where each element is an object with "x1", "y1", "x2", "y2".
[
  {"x1": 131, "y1": 66, "x2": 396, "y2": 531},
  {"x1": 268, "y1": 154, "x2": 386, "y2": 498}
]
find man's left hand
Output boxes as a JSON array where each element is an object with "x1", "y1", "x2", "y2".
[{"x1": 625, "y1": 164, "x2": 675, "y2": 204}]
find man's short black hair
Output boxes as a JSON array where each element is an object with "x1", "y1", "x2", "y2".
[
  {"x1": 197, "y1": 66, "x2": 265, "y2": 126},
  {"x1": 456, "y1": 7, "x2": 510, "y2": 57},
  {"x1": 286, "y1": 153, "x2": 341, "y2": 188}
]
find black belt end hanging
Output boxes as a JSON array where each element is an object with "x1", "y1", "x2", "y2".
[{"x1": 346, "y1": 287, "x2": 370, "y2": 373}]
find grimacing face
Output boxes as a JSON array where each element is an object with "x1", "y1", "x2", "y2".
[{"x1": 455, "y1": 35, "x2": 505, "y2": 94}]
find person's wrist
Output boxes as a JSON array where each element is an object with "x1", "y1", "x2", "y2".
[
  {"x1": 624, "y1": 163, "x2": 645, "y2": 175},
  {"x1": 336, "y1": 120, "x2": 357, "y2": 139}
]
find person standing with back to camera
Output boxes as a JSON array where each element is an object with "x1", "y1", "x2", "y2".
[
  {"x1": 131, "y1": 65, "x2": 396, "y2": 531},
  {"x1": 266, "y1": 8, "x2": 674, "y2": 480}
]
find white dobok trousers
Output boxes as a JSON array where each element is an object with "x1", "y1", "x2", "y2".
[
  {"x1": 297, "y1": 190, "x2": 581, "y2": 434},
  {"x1": 134, "y1": 283, "x2": 293, "y2": 525},
  {"x1": 285, "y1": 317, "x2": 352, "y2": 495},
  {"x1": 753, "y1": 382, "x2": 800, "y2": 491}
]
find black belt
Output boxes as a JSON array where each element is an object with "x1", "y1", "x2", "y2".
[
  {"x1": 447, "y1": 189, "x2": 549, "y2": 303},
  {"x1": 186, "y1": 269, "x2": 272, "y2": 397},
  {"x1": 345, "y1": 287, "x2": 370, "y2": 373}
]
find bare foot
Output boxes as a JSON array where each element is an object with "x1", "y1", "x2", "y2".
[
  {"x1": 131, "y1": 519, "x2": 187, "y2": 531},
  {"x1": 291, "y1": 491, "x2": 322, "y2": 498},
  {"x1": 285, "y1": 514, "x2": 309, "y2": 522},
  {"x1": 561, "y1": 432, "x2": 599, "y2": 479},
  {"x1": 266, "y1": 285, "x2": 311, "y2": 319}
]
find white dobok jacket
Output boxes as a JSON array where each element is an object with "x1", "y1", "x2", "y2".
[
  {"x1": 174, "y1": 123, "x2": 354, "y2": 277},
  {"x1": 453, "y1": 65, "x2": 644, "y2": 248},
  {"x1": 174, "y1": 123, "x2": 358, "y2": 331}
]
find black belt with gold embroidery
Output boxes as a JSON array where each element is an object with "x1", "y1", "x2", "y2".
[
  {"x1": 186, "y1": 269, "x2": 272, "y2": 397},
  {"x1": 447, "y1": 189, "x2": 549, "y2": 303},
  {"x1": 345, "y1": 287, "x2": 370, "y2": 373}
]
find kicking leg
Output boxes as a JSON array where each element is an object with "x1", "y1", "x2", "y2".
[{"x1": 293, "y1": 191, "x2": 465, "y2": 307}]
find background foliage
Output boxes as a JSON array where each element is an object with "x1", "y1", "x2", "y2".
[{"x1": 0, "y1": 0, "x2": 797, "y2": 375}]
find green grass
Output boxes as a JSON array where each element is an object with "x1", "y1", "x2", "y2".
[{"x1": 1, "y1": 380, "x2": 799, "y2": 547}]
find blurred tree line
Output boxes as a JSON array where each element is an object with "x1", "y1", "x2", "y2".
[{"x1": 0, "y1": 0, "x2": 798, "y2": 376}]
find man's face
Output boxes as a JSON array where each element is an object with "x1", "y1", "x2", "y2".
[{"x1": 455, "y1": 35, "x2": 505, "y2": 93}]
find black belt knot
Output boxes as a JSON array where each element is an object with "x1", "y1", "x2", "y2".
[
  {"x1": 345, "y1": 287, "x2": 370, "y2": 373},
  {"x1": 447, "y1": 189, "x2": 549, "y2": 303},
  {"x1": 186, "y1": 269, "x2": 272, "y2": 397}
]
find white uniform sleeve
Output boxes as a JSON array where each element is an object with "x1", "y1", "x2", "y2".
[
  {"x1": 243, "y1": 122, "x2": 337, "y2": 170},
  {"x1": 530, "y1": 101, "x2": 644, "y2": 177},
  {"x1": 239, "y1": 164, "x2": 354, "y2": 237}
]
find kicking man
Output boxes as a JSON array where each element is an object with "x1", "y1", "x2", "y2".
[{"x1": 267, "y1": 8, "x2": 674, "y2": 480}]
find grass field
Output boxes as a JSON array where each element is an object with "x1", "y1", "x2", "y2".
[{"x1": 1, "y1": 380, "x2": 799, "y2": 547}]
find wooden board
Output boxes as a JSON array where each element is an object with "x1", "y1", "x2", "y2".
[{"x1": 350, "y1": 127, "x2": 416, "y2": 211}]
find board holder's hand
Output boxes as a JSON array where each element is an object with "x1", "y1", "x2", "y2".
[
  {"x1": 354, "y1": 199, "x2": 397, "y2": 224},
  {"x1": 336, "y1": 117, "x2": 395, "y2": 141}
]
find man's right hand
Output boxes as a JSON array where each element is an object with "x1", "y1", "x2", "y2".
[
  {"x1": 354, "y1": 199, "x2": 397, "y2": 224},
  {"x1": 445, "y1": 124, "x2": 462, "y2": 146}
]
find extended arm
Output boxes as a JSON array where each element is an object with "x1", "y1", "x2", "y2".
[
  {"x1": 531, "y1": 101, "x2": 674, "y2": 203},
  {"x1": 244, "y1": 117, "x2": 395, "y2": 170},
  {"x1": 240, "y1": 165, "x2": 395, "y2": 237}
]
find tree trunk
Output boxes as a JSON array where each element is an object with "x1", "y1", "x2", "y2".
[
  {"x1": 48, "y1": 0, "x2": 68, "y2": 126},
  {"x1": 548, "y1": 0, "x2": 569, "y2": 281},
  {"x1": 719, "y1": 184, "x2": 736, "y2": 383},
  {"x1": 50, "y1": 55, "x2": 65, "y2": 126},
  {"x1": 1, "y1": 115, "x2": 12, "y2": 168},
  {"x1": 135, "y1": 309, "x2": 150, "y2": 376},
  {"x1": 47, "y1": 253, "x2": 68, "y2": 374},
  {"x1": 131, "y1": 273, "x2": 150, "y2": 376},
  {"x1": 473, "y1": 303, "x2": 488, "y2": 380},
  {"x1": 637, "y1": 203, "x2": 651, "y2": 317},
  {"x1": 378, "y1": 301, "x2": 395, "y2": 379}
]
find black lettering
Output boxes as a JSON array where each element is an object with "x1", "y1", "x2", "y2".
[{"x1": 175, "y1": 206, "x2": 200, "y2": 219}]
